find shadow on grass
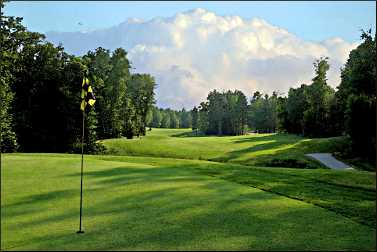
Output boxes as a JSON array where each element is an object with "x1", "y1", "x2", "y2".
[
  {"x1": 8, "y1": 179, "x2": 375, "y2": 251},
  {"x1": 3, "y1": 159, "x2": 375, "y2": 250},
  {"x1": 171, "y1": 131, "x2": 212, "y2": 138},
  {"x1": 193, "y1": 164, "x2": 376, "y2": 228},
  {"x1": 210, "y1": 134, "x2": 341, "y2": 169}
]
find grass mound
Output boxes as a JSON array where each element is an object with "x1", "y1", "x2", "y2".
[{"x1": 102, "y1": 128, "x2": 352, "y2": 169}]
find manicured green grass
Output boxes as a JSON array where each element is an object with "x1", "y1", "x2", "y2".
[
  {"x1": 192, "y1": 162, "x2": 376, "y2": 228},
  {"x1": 97, "y1": 155, "x2": 376, "y2": 228},
  {"x1": 101, "y1": 128, "x2": 350, "y2": 169},
  {"x1": 1, "y1": 153, "x2": 375, "y2": 250}
]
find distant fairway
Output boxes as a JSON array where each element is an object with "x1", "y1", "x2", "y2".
[
  {"x1": 102, "y1": 128, "x2": 348, "y2": 168},
  {"x1": 1, "y1": 153, "x2": 375, "y2": 250}
]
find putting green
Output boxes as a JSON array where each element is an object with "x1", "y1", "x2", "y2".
[{"x1": 1, "y1": 154, "x2": 375, "y2": 250}]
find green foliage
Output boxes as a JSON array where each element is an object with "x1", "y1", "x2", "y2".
[
  {"x1": 191, "y1": 106, "x2": 199, "y2": 130},
  {"x1": 151, "y1": 106, "x2": 162, "y2": 127},
  {"x1": 302, "y1": 57, "x2": 337, "y2": 137},
  {"x1": 195, "y1": 90, "x2": 248, "y2": 135},
  {"x1": 1, "y1": 1, "x2": 158, "y2": 150},
  {"x1": 148, "y1": 107, "x2": 193, "y2": 129},
  {"x1": 0, "y1": 2, "x2": 44, "y2": 152},
  {"x1": 161, "y1": 111, "x2": 171, "y2": 128},
  {"x1": 277, "y1": 58, "x2": 337, "y2": 137},
  {"x1": 284, "y1": 85, "x2": 308, "y2": 134},
  {"x1": 178, "y1": 108, "x2": 192, "y2": 128},
  {"x1": 248, "y1": 92, "x2": 278, "y2": 133},
  {"x1": 336, "y1": 30, "x2": 376, "y2": 162},
  {"x1": 126, "y1": 73, "x2": 156, "y2": 136},
  {"x1": 345, "y1": 94, "x2": 376, "y2": 160}
]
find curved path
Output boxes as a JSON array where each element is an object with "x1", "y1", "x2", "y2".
[{"x1": 306, "y1": 153, "x2": 353, "y2": 170}]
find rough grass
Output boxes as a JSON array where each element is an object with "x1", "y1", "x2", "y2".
[
  {"x1": 101, "y1": 128, "x2": 350, "y2": 169},
  {"x1": 1, "y1": 154, "x2": 375, "y2": 250}
]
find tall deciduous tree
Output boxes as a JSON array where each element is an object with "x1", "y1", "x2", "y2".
[
  {"x1": 337, "y1": 30, "x2": 376, "y2": 160},
  {"x1": 0, "y1": 0, "x2": 43, "y2": 151},
  {"x1": 303, "y1": 57, "x2": 336, "y2": 137}
]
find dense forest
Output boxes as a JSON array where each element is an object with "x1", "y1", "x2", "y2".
[
  {"x1": 0, "y1": 3, "x2": 156, "y2": 153},
  {"x1": 146, "y1": 106, "x2": 192, "y2": 129}
]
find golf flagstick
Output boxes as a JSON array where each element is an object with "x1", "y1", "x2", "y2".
[
  {"x1": 0, "y1": 100, "x2": 2, "y2": 248},
  {"x1": 77, "y1": 74, "x2": 96, "y2": 234},
  {"x1": 77, "y1": 110, "x2": 85, "y2": 234}
]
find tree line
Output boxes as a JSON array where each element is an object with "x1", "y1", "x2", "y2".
[
  {"x1": 278, "y1": 30, "x2": 375, "y2": 161},
  {"x1": 146, "y1": 106, "x2": 192, "y2": 129},
  {"x1": 190, "y1": 30, "x2": 375, "y2": 162},
  {"x1": 0, "y1": 3, "x2": 156, "y2": 153}
]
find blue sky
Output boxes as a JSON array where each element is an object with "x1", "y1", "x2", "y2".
[
  {"x1": 4, "y1": 1, "x2": 376, "y2": 43},
  {"x1": 4, "y1": 1, "x2": 376, "y2": 108}
]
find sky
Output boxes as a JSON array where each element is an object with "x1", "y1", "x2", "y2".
[{"x1": 4, "y1": 1, "x2": 376, "y2": 109}]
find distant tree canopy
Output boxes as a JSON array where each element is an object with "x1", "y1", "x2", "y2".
[
  {"x1": 248, "y1": 92, "x2": 278, "y2": 133},
  {"x1": 193, "y1": 90, "x2": 248, "y2": 136},
  {"x1": 146, "y1": 106, "x2": 192, "y2": 129}
]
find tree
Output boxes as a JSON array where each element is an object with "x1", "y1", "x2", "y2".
[
  {"x1": 248, "y1": 91, "x2": 278, "y2": 133},
  {"x1": 107, "y1": 48, "x2": 131, "y2": 137},
  {"x1": 337, "y1": 30, "x2": 376, "y2": 160},
  {"x1": 276, "y1": 96, "x2": 289, "y2": 132},
  {"x1": 191, "y1": 106, "x2": 199, "y2": 130},
  {"x1": 179, "y1": 108, "x2": 192, "y2": 128},
  {"x1": 303, "y1": 57, "x2": 336, "y2": 137},
  {"x1": 198, "y1": 101, "x2": 209, "y2": 133},
  {"x1": 195, "y1": 90, "x2": 248, "y2": 135},
  {"x1": 170, "y1": 111, "x2": 179, "y2": 128},
  {"x1": 284, "y1": 84, "x2": 309, "y2": 134},
  {"x1": 146, "y1": 108, "x2": 153, "y2": 128},
  {"x1": 1, "y1": 1, "x2": 158, "y2": 151},
  {"x1": 83, "y1": 47, "x2": 112, "y2": 139},
  {"x1": 0, "y1": 0, "x2": 43, "y2": 151},
  {"x1": 207, "y1": 90, "x2": 225, "y2": 135},
  {"x1": 161, "y1": 112, "x2": 171, "y2": 128},
  {"x1": 151, "y1": 107, "x2": 162, "y2": 128},
  {"x1": 127, "y1": 73, "x2": 156, "y2": 136}
]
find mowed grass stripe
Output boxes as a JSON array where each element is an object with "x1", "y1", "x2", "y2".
[
  {"x1": 102, "y1": 154, "x2": 376, "y2": 228},
  {"x1": 1, "y1": 154, "x2": 375, "y2": 250}
]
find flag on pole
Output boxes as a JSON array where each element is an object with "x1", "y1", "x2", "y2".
[
  {"x1": 80, "y1": 77, "x2": 96, "y2": 111},
  {"x1": 77, "y1": 75, "x2": 96, "y2": 234}
]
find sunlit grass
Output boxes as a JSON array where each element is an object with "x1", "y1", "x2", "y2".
[
  {"x1": 102, "y1": 128, "x2": 347, "y2": 169},
  {"x1": 1, "y1": 153, "x2": 375, "y2": 250}
]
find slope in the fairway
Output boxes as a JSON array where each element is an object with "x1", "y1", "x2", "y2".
[
  {"x1": 2, "y1": 154, "x2": 375, "y2": 250},
  {"x1": 101, "y1": 128, "x2": 347, "y2": 169}
]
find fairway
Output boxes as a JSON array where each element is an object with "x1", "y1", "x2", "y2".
[
  {"x1": 102, "y1": 128, "x2": 348, "y2": 169},
  {"x1": 2, "y1": 153, "x2": 375, "y2": 250}
]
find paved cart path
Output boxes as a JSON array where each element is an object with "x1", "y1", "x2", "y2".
[{"x1": 306, "y1": 153, "x2": 353, "y2": 170}]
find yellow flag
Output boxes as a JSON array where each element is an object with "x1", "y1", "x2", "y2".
[{"x1": 80, "y1": 77, "x2": 96, "y2": 111}]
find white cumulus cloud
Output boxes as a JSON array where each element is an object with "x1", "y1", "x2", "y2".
[{"x1": 46, "y1": 8, "x2": 359, "y2": 109}]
